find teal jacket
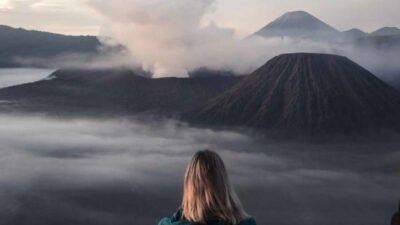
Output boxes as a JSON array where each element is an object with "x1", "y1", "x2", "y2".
[{"x1": 158, "y1": 210, "x2": 257, "y2": 225}]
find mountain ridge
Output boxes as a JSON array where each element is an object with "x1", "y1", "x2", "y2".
[
  {"x1": 0, "y1": 24, "x2": 101, "y2": 67},
  {"x1": 251, "y1": 11, "x2": 400, "y2": 42},
  {"x1": 370, "y1": 26, "x2": 400, "y2": 36},
  {"x1": 0, "y1": 68, "x2": 242, "y2": 115}
]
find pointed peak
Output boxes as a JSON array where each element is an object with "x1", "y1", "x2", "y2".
[
  {"x1": 252, "y1": 10, "x2": 339, "y2": 40},
  {"x1": 274, "y1": 10, "x2": 321, "y2": 22},
  {"x1": 280, "y1": 10, "x2": 314, "y2": 18}
]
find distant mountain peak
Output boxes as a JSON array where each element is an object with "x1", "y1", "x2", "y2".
[
  {"x1": 342, "y1": 28, "x2": 367, "y2": 39},
  {"x1": 277, "y1": 10, "x2": 316, "y2": 20},
  {"x1": 252, "y1": 10, "x2": 339, "y2": 40},
  {"x1": 370, "y1": 26, "x2": 400, "y2": 36},
  {"x1": 345, "y1": 28, "x2": 365, "y2": 33}
]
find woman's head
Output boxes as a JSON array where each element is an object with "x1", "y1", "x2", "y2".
[{"x1": 181, "y1": 150, "x2": 247, "y2": 225}]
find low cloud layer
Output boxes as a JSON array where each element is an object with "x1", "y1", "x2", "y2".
[
  {"x1": 0, "y1": 68, "x2": 54, "y2": 88},
  {"x1": 12, "y1": 44, "x2": 140, "y2": 70},
  {"x1": 0, "y1": 113, "x2": 399, "y2": 225}
]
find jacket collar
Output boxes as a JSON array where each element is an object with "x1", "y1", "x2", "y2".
[
  {"x1": 171, "y1": 209, "x2": 183, "y2": 222},
  {"x1": 171, "y1": 209, "x2": 226, "y2": 225}
]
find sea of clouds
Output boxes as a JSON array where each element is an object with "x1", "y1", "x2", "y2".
[{"x1": 0, "y1": 113, "x2": 399, "y2": 225}]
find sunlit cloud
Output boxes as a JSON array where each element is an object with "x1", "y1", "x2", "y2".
[
  {"x1": 0, "y1": 0, "x2": 102, "y2": 35},
  {"x1": 0, "y1": 0, "x2": 13, "y2": 10}
]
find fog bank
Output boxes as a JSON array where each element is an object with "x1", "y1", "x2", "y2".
[
  {"x1": 0, "y1": 68, "x2": 54, "y2": 88},
  {"x1": 0, "y1": 113, "x2": 399, "y2": 225}
]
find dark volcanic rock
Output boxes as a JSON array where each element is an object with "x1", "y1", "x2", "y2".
[
  {"x1": 188, "y1": 53, "x2": 400, "y2": 135},
  {"x1": 394, "y1": 78, "x2": 400, "y2": 91},
  {"x1": 188, "y1": 68, "x2": 243, "y2": 78},
  {"x1": 0, "y1": 69, "x2": 242, "y2": 116}
]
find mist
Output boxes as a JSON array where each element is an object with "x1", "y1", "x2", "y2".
[
  {"x1": 11, "y1": 43, "x2": 139, "y2": 71},
  {"x1": 6, "y1": 0, "x2": 396, "y2": 80},
  {"x1": 1, "y1": 2, "x2": 400, "y2": 225},
  {"x1": 86, "y1": 0, "x2": 400, "y2": 80},
  {"x1": 0, "y1": 113, "x2": 399, "y2": 225},
  {"x1": 88, "y1": 0, "x2": 265, "y2": 77},
  {"x1": 87, "y1": 0, "x2": 328, "y2": 77},
  {"x1": 0, "y1": 68, "x2": 54, "y2": 88}
]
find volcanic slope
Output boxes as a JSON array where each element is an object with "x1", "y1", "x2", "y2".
[
  {"x1": 189, "y1": 53, "x2": 400, "y2": 134},
  {"x1": 0, "y1": 69, "x2": 242, "y2": 116}
]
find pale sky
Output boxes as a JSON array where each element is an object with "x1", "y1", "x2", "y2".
[{"x1": 0, "y1": 0, "x2": 399, "y2": 37}]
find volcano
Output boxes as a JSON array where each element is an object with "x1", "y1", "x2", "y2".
[
  {"x1": 188, "y1": 53, "x2": 400, "y2": 134},
  {"x1": 252, "y1": 11, "x2": 340, "y2": 41},
  {"x1": 0, "y1": 69, "x2": 241, "y2": 115}
]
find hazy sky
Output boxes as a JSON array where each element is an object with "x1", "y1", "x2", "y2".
[{"x1": 0, "y1": 0, "x2": 399, "y2": 37}]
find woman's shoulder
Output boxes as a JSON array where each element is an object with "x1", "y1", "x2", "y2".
[
  {"x1": 158, "y1": 211, "x2": 257, "y2": 225},
  {"x1": 158, "y1": 210, "x2": 191, "y2": 225},
  {"x1": 238, "y1": 217, "x2": 257, "y2": 225},
  {"x1": 158, "y1": 216, "x2": 191, "y2": 225},
  {"x1": 158, "y1": 216, "x2": 187, "y2": 225}
]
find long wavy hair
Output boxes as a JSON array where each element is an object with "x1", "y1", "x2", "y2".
[{"x1": 181, "y1": 150, "x2": 248, "y2": 225}]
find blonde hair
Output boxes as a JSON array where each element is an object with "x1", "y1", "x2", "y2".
[{"x1": 181, "y1": 150, "x2": 248, "y2": 225}]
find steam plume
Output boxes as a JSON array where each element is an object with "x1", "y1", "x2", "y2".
[
  {"x1": 88, "y1": 0, "x2": 271, "y2": 77},
  {"x1": 88, "y1": 0, "x2": 400, "y2": 80}
]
